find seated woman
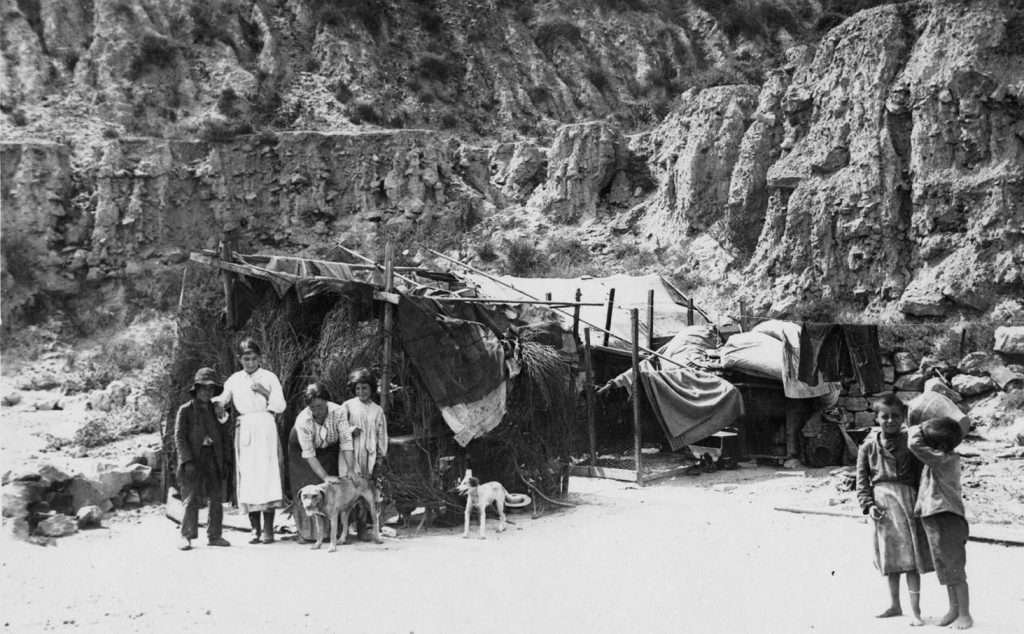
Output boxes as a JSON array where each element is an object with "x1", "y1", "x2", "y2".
[{"x1": 287, "y1": 382, "x2": 355, "y2": 543}]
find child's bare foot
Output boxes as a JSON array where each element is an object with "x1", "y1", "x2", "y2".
[
  {"x1": 936, "y1": 611, "x2": 958, "y2": 626},
  {"x1": 876, "y1": 607, "x2": 902, "y2": 618},
  {"x1": 909, "y1": 616, "x2": 925, "y2": 626},
  {"x1": 950, "y1": 615, "x2": 973, "y2": 629}
]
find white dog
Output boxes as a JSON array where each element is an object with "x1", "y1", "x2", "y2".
[{"x1": 456, "y1": 469, "x2": 513, "y2": 539}]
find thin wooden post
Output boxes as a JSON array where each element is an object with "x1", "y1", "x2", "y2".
[
  {"x1": 603, "y1": 288, "x2": 616, "y2": 346},
  {"x1": 219, "y1": 234, "x2": 236, "y2": 329},
  {"x1": 739, "y1": 300, "x2": 748, "y2": 331},
  {"x1": 545, "y1": 292, "x2": 552, "y2": 301},
  {"x1": 646, "y1": 288, "x2": 655, "y2": 349},
  {"x1": 631, "y1": 309, "x2": 642, "y2": 484},
  {"x1": 572, "y1": 288, "x2": 582, "y2": 342},
  {"x1": 380, "y1": 242, "x2": 395, "y2": 414},
  {"x1": 687, "y1": 296, "x2": 694, "y2": 327},
  {"x1": 584, "y1": 328, "x2": 598, "y2": 466}
]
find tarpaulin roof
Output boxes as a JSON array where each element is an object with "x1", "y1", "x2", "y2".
[{"x1": 461, "y1": 273, "x2": 709, "y2": 349}]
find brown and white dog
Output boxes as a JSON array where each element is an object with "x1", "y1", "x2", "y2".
[
  {"x1": 456, "y1": 469, "x2": 513, "y2": 539},
  {"x1": 298, "y1": 477, "x2": 381, "y2": 552}
]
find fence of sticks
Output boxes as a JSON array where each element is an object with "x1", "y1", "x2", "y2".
[{"x1": 165, "y1": 267, "x2": 577, "y2": 523}]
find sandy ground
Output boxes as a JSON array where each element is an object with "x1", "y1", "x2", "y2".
[{"x1": 2, "y1": 473, "x2": 1023, "y2": 634}]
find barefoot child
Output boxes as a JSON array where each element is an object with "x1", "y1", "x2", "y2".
[
  {"x1": 856, "y1": 394, "x2": 932, "y2": 625},
  {"x1": 908, "y1": 417, "x2": 973, "y2": 630}
]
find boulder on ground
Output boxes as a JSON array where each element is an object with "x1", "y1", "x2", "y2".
[
  {"x1": 75, "y1": 505, "x2": 104, "y2": 529},
  {"x1": 892, "y1": 351, "x2": 918, "y2": 374},
  {"x1": 6, "y1": 517, "x2": 30, "y2": 540},
  {"x1": 853, "y1": 411, "x2": 876, "y2": 427},
  {"x1": 127, "y1": 463, "x2": 153, "y2": 485},
  {"x1": 838, "y1": 396, "x2": 869, "y2": 412},
  {"x1": 94, "y1": 465, "x2": 134, "y2": 499},
  {"x1": 924, "y1": 377, "x2": 962, "y2": 403},
  {"x1": 87, "y1": 390, "x2": 112, "y2": 412},
  {"x1": 951, "y1": 373, "x2": 995, "y2": 397},
  {"x1": 105, "y1": 380, "x2": 131, "y2": 407},
  {"x1": 37, "y1": 514, "x2": 78, "y2": 537},
  {"x1": 2, "y1": 481, "x2": 45, "y2": 519},
  {"x1": 2, "y1": 391, "x2": 23, "y2": 406},
  {"x1": 989, "y1": 366, "x2": 1024, "y2": 392},
  {"x1": 36, "y1": 463, "x2": 72, "y2": 487},
  {"x1": 920, "y1": 355, "x2": 954, "y2": 377},
  {"x1": 994, "y1": 326, "x2": 1024, "y2": 354},
  {"x1": 67, "y1": 475, "x2": 113, "y2": 513},
  {"x1": 958, "y1": 351, "x2": 997, "y2": 376},
  {"x1": 894, "y1": 371, "x2": 926, "y2": 392}
]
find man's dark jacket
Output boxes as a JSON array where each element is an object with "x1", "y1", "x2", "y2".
[{"x1": 175, "y1": 399, "x2": 228, "y2": 471}]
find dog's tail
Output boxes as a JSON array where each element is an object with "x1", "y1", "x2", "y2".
[{"x1": 504, "y1": 492, "x2": 532, "y2": 509}]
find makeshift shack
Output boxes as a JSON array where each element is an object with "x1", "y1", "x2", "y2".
[{"x1": 167, "y1": 246, "x2": 579, "y2": 526}]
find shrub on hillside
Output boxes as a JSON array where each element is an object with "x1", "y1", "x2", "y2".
[
  {"x1": 347, "y1": 100, "x2": 383, "y2": 125},
  {"x1": 586, "y1": 66, "x2": 609, "y2": 92},
  {"x1": 128, "y1": 33, "x2": 180, "y2": 80},
  {"x1": 311, "y1": 0, "x2": 387, "y2": 36},
  {"x1": 506, "y1": 239, "x2": 541, "y2": 276},
  {"x1": 414, "y1": 52, "x2": 462, "y2": 83},
  {"x1": 533, "y1": 17, "x2": 583, "y2": 54}
]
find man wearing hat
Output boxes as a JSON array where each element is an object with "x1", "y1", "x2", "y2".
[{"x1": 175, "y1": 367, "x2": 231, "y2": 550}]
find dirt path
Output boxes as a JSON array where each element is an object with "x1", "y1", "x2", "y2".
[{"x1": 2, "y1": 474, "x2": 1022, "y2": 634}]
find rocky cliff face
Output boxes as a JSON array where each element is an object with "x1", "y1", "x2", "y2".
[{"x1": 2, "y1": 0, "x2": 1023, "y2": 330}]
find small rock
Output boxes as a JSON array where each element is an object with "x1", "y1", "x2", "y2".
[
  {"x1": 989, "y1": 366, "x2": 1024, "y2": 392},
  {"x1": 2, "y1": 481, "x2": 45, "y2": 519},
  {"x1": 33, "y1": 397, "x2": 62, "y2": 411},
  {"x1": 67, "y1": 475, "x2": 113, "y2": 513},
  {"x1": 76, "y1": 505, "x2": 104, "y2": 528},
  {"x1": 2, "y1": 391, "x2": 23, "y2": 406},
  {"x1": 127, "y1": 463, "x2": 153, "y2": 484},
  {"x1": 122, "y1": 489, "x2": 142, "y2": 507},
  {"x1": 894, "y1": 371, "x2": 926, "y2": 392},
  {"x1": 924, "y1": 377, "x2": 962, "y2": 403},
  {"x1": 7, "y1": 517, "x2": 30, "y2": 541},
  {"x1": 892, "y1": 351, "x2": 918, "y2": 374},
  {"x1": 994, "y1": 326, "x2": 1024, "y2": 354},
  {"x1": 36, "y1": 464, "x2": 72, "y2": 487},
  {"x1": 951, "y1": 374, "x2": 995, "y2": 397},
  {"x1": 105, "y1": 380, "x2": 131, "y2": 407},
  {"x1": 958, "y1": 351, "x2": 996, "y2": 376},
  {"x1": 712, "y1": 484, "x2": 738, "y2": 494},
  {"x1": 88, "y1": 390, "x2": 112, "y2": 412},
  {"x1": 37, "y1": 514, "x2": 78, "y2": 537},
  {"x1": 838, "y1": 396, "x2": 870, "y2": 412}
]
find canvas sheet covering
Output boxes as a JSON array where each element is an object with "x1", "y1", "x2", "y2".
[
  {"x1": 612, "y1": 327, "x2": 744, "y2": 451},
  {"x1": 396, "y1": 296, "x2": 507, "y2": 447},
  {"x1": 463, "y1": 273, "x2": 707, "y2": 349},
  {"x1": 721, "y1": 321, "x2": 841, "y2": 402}
]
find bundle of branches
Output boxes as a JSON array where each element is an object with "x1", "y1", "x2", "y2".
[
  {"x1": 491, "y1": 328, "x2": 576, "y2": 497},
  {"x1": 235, "y1": 300, "x2": 314, "y2": 391},
  {"x1": 310, "y1": 301, "x2": 381, "y2": 401}
]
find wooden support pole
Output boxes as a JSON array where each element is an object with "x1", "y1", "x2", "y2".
[
  {"x1": 380, "y1": 242, "x2": 395, "y2": 415},
  {"x1": 572, "y1": 288, "x2": 582, "y2": 342},
  {"x1": 584, "y1": 328, "x2": 598, "y2": 466},
  {"x1": 545, "y1": 292, "x2": 552, "y2": 301},
  {"x1": 739, "y1": 300, "x2": 748, "y2": 331},
  {"x1": 219, "y1": 234, "x2": 236, "y2": 329},
  {"x1": 603, "y1": 288, "x2": 616, "y2": 346},
  {"x1": 646, "y1": 288, "x2": 655, "y2": 350},
  {"x1": 631, "y1": 309, "x2": 642, "y2": 484},
  {"x1": 687, "y1": 296, "x2": 694, "y2": 327}
]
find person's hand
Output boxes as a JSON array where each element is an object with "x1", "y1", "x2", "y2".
[
  {"x1": 323, "y1": 475, "x2": 342, "y2": 484},
  {"x1": 250, "y1": 382, "x2": 270, "y2": 398},
  {"x1": 214, "y1": 402, "x2": 227, "y2": 422},
  {"x1": 868, "y1": 505, "x2": 886, "y2": 521}
]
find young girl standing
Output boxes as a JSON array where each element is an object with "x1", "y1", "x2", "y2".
[{"x1": 856, "y1": 394, "x2": 933, "y2": 625}]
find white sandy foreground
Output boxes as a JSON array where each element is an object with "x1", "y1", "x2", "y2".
[{"x1": 2, "y1": 474, "x2": 1023, "y2": 634}]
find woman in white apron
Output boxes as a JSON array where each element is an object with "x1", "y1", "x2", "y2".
[{"x1": 214, "y1": 338, "x2": 286, "y2": 544}]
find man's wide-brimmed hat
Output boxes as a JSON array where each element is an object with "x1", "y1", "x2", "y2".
[{"x1": 190, "y1": 367, "x2": 223, "y2": 396}]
